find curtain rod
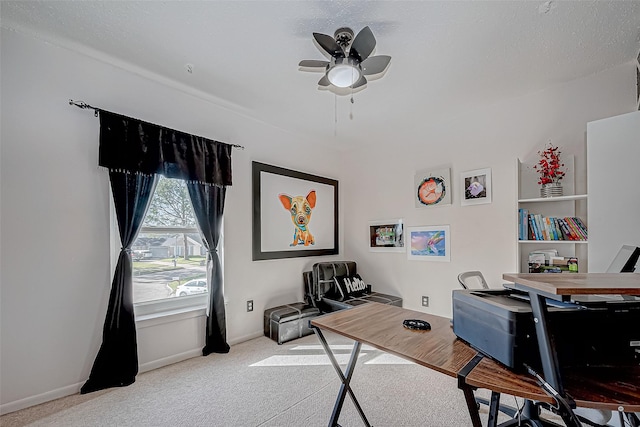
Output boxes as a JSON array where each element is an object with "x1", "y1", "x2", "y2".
[{"x1": 68, "y1": 99, "x2": 245, "y2": 150}]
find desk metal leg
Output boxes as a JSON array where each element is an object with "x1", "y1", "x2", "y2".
[
  {"x1": 623, "y1": 412, "x2": 639, "y2": 427},
  {"x1": 313, "y1": 327, "x2": 372, "y2": 427},
  {"x1": 528, "y1": 293, "x2": 564, "y2": 396},
  {"x1": 459, "y1": 384, "x2": 483, "y2": 427},
  {"x1": 488, "y1": 391, "x2": 502, "y2": 427},
  {"x1": 458, "y1": 354, "x2": 484, "y2": 427}
]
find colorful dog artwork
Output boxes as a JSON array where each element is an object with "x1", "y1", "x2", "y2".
[{"x1": 278, "y1": 190, "x2": 316, "y2": 247}]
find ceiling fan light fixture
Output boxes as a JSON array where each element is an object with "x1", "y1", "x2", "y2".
[
  {"x1": 327, "y1": 64, "x2": 361, "y2": 88},
  {"x1": 301, "y1": 26, "x2": 389, "y2": 91},
  {"x1": 326, "y1": 57, "x2": 362, "y2": 88}
]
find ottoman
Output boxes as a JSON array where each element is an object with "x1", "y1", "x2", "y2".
[{"x1": 264, "y1": 302, "x2": 321, "y2": 345}]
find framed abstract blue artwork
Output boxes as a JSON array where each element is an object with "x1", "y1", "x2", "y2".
[{"x1": 407, "y1": 225, "x2": 450, "y2": 262}]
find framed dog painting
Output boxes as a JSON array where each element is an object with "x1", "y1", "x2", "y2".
[{"x1": 252, "y1": 162, "x2": 339, "y2": 260}]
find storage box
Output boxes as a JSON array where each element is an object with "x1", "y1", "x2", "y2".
[{"x1": 264, "y1": 303, "x2": 321, "y2": 345}]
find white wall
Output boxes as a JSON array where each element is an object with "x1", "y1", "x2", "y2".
[
  {"x1": 0, "y1": 28, "x2": 344, "y2": 413},
  {"x1": 1, "y1": 27, "x2": 637, "y2": 413},
  {"x1": 341, "y1": 62, "x2": 637, "y2": 318}
]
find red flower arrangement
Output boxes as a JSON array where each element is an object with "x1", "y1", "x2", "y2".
[{"x1": 533, "y1": 143, "x2": 566, "y2": 185}]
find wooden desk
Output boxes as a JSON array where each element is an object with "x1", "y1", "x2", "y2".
[
  {"x1": 311, "y1": 303, "x2": 548, "y2": 427},
  {"x1": 312, "y1": 301, "x2": 640, "y2": 427},
  {"x1": 502, "y1": 273, "x2": 640, "y2": 299},
  {"x1": 501, "y1": 273, "x2": 640, "y2": 423}
]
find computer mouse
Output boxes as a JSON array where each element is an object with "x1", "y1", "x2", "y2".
[{"x1": 402, "y1": 319, "x2": 431, "y2": 331}]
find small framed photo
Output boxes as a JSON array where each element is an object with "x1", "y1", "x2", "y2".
[
  {"x1": 368, "y1": 219, "x2": 404, "y2": 252},
  {"x1": 461, "y1": 168, "x2": 492, "y2": 206},
  {"x1": 414, "y1": 167, "x2": 452, "y2": 208},
  {"x1": 407, "y1": 225, "x2": 451, "y2": 262}
]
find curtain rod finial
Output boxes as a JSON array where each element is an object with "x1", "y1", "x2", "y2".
[{"x1": 69, "y1": 99, "x2": 99, "y2": 116}]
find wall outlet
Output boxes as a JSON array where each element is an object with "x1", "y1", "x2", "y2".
[
  {"x1": 247, "y1": 300, "x2": 253, "y2": 312},
  {"x1": 421, "y1": 296, "x2": 429, "y2": 307}
]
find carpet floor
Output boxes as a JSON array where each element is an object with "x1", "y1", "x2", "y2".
[{"x1": 2, "y1": 332, "x2": 519, "y2": 426}]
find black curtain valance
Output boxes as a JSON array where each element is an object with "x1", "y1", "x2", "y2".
[{"x1": 98, "y1": 110, "x2": 232, "y2": 186}]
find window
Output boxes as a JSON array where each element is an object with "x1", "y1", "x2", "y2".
[
  {"x1": 109, "y1": 175, "x2": 225, "y2": 317},
  {"x1": 119, "y1": 176, "x2": 213, "y2": 315}
]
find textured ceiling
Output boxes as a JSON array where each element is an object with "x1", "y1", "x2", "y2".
[{"x1": 2, "y1": 1, "x2": 640, "y2": 149}]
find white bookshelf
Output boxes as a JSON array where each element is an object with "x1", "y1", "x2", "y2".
[{"x1": 516, "y1": 157, "x2": 588, "y2": 273}]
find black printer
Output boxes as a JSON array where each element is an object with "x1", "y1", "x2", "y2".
[{"x1": 452, "y1": 289, "x2": 640, "y2": 373}]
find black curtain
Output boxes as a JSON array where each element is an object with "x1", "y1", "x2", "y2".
[
  {"x1": 81, "y1": 171, "x2": 157, "y2": 394},
  {"x1": 98, "y1": 111, "x2": 232, "y2": 186},
  {"x1": 187, "y1": 182, "x2": 230, "y2": 355},
  {"x1": 83, "y1": 111, "x2": 233, "y2": 394}
]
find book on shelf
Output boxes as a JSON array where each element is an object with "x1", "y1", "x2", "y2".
[
  {"x1": 530, "y1": 215, "x2": 541, "y2": 240},
  {"x1": 571, "y1": 217, "x2": 587, "y2": 239},
  {"x1": 545, "y1": 217, "x2": 558, "y2": 240},
  {"x1": 556, "y1": 218, "x2": 573, "y2": 240},
  {"x1": 519, "y1": 213, "x2": 588, "y2": 241},
  {"x1": 568, "y1": 217, "x2": 588, "y2": 240},
  {"x1": 536, "y1": 214, "x2": 546, "y2": 240},
  {"x1": 518, "y1": 208, "x2": 528, "y2": 240},
  {"x1": 551, "y1": 217, "x2": 562, "y2": 241}
]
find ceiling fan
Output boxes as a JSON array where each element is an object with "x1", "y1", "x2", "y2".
[{"x1": 299, "y1": 26, "x2": 391, "y2": 90}]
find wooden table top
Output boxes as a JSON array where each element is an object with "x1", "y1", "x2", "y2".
[
  {"x1": 310, "y1": 302, "x2": 477, "y2": 378},
  {"x1": 313, "y1": 302, "x2": 640, "y2": 412},
  {"x1": 503, "y1": 273, "x2": 640, "y2": 296},
  {"x1": 466, "y1": 360, "x2": 640, "y2": 412},
  {"x1": 464, "y1": 358, "x2": 554, "y2": 405},
  {"x1": 563, "y1": 367, "x2": 640, "y2": 412}
]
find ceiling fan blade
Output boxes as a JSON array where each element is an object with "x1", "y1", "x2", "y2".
[
  {"x1": 349, "y1": 26, "x2": 376, "y2": 62},
  {"x1": 313, "y1": 33, "x2": 345, "y2": 58},
  {"x1": 351, "y1": 76, "x2": 367, "y2": 89},
  {"x1": 361, "y1": 55, "x2": 391, "y2": 75},
  {"x1": 318, "y1": 75, "x2": 331, "y2": 87},
  {"x1": 299, "y1": 60, "x2": 329, "y2": 69}
]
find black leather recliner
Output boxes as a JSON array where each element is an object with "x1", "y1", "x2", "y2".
[{"x1": 303, "y1": 261, "x2": 402, "y2": 313}]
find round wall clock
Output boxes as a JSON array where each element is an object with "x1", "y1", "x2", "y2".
[{"x1": 417, "y1": 176, "x2": 446, "y2": 206}]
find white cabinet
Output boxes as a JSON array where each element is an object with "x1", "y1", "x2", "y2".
[
  {"x1": 587, "y1": 111, "x2": 640, "y2": 272},
  {"x1": 516, "y1": 156, "x2": 588, "y2": 273}
]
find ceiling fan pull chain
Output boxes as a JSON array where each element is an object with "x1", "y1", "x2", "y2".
[
  {"x1": 350, "y1": 86, "x2": 354, "y2": 120},
  {"x1": 334, "y1": 94, "x2": 338, "y2": 137}
]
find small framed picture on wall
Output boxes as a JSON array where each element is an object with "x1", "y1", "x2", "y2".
[
  {"x1": 368, "y1": 219, "x2": 404, "y2": 252},
  {"x1": 407, "y1": 225, "x2": 451, "y2": 262},
  {"x1": 414, "y1": 167, "x2": 452, "y2": 208},
  {"x1": 461, "y1": 168, "x2": 492, "y2": 206}
]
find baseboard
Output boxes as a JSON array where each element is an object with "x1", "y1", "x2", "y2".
[
  {"x1": 1, "y1": 382, "x2": 83, "y2": 415},
  {"x1": 139, "y1": 331, "x2": 264, "y2": 372},
  {"x1": 229, "y1": 330, "x2": 263, "y2": 346},
  {"x1": 1, "y1": 331, "x2": 265, "y2": 415},
  {"x1": 138, "y1": 348, "x2": 203, "y2": 373}
]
